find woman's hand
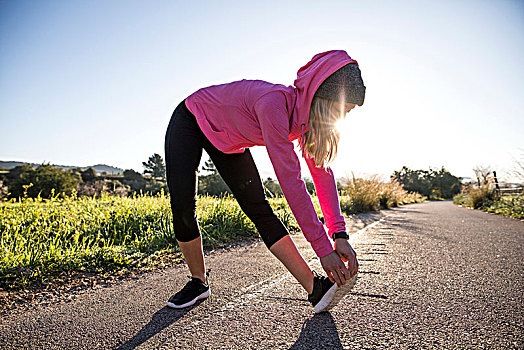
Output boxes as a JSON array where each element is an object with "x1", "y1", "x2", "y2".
[
  {"x1": 334, "y1": 239, "x2": 359, "y2": 278},
  {"x1": 319, "y1": 250, "x2": 351, "y2": 287}
]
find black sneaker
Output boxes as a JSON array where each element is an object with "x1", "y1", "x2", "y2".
[
  {"x1": 167, "y1": 276, "x2": 210, "y2": 309},
  {"x1": 308, "y1": 271, "x2": 357, "y2": 313}
]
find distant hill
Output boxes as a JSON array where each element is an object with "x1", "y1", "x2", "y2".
[{"x1": 0, "y1": 161, "x2": 124, "y2": 175}]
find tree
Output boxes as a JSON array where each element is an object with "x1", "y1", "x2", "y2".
[
  {"x1": 81, "y1": 167, "x2": 97, "y2": 182},
  {"x1": 263, "y1": 177, "x2": 283, "y2": 197},
  {"x1": 473, "y1": 165, "x2": 492, "y2": 187},
  {"x1": 428, "y1": 167, "x2": 462, "y2": 199},
  {"x1": 201, "y1": 159, "x2": 218, "y2": 174},
  {"x1": 197, "y1": 159, "x2": 231, "y2": 196},
  {"x1": 304, "y1": 177, "x2": 316, "y2": 195},
  {"x1": 143, "y1": 153, "x2": 166, "y2": 179},
  {"x1": 391, "y1": 166, "x2": 461, "y2": 199},
  {"x1": 198, "y1": 174, "x2": 231, "y2": 196},
  {"x1": 5, "y1": 165, "x2": 35, "y2": 198},
  {"x1": 5, "y1": 164, "x2": 33, "y2": 183},
  {"x1": 122, "y1": 169, "x2": 147, "y2": 194},
  {"x1": 123, "y1": 169, "x2": 144, "y2": 181},
  {"x1": 391, "y1": 166, "x2": 432, "y2": 197},
  {"x1": 7, "y1": 164, "x2": 79, "y2": 199}
]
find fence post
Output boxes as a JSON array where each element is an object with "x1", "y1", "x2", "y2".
[{"x1": 493, "y1": 171, "x2": 501, "y2": 197}]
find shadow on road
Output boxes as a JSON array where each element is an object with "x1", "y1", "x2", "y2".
[
  {"x1": 115, "y1": 301, "x2": 204, "y2": 349},
  {"x1": 385, "y1": 219, "x2": 418, "y2": 232},
  {"x1": 348, "y1": 211, "x2": 384, "y2": 227},
  {"x1": 289, "y1": 312, "x2": 343, "y2": 350}
]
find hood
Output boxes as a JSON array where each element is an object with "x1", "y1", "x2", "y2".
[{"x1": 291, "y1": 50, "x2": 358, "y2": 137}]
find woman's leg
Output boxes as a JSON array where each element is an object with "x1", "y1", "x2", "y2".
[
  {"x1": 165, "y1": 101, "x2": 207, "y2": 282},
  {"x1": 268, "y1": 236, "x2": 314, "y2": 294},
  {"x1": 177, "y1": 237, "x2": 206, "y2": 283},
  {"x1": 204, "y1": 145, "x2": 314, "y2": 293}
]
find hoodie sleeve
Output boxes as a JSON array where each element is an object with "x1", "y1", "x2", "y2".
[
  {"x1": 254, "y1": 92, "x2": 333, "y2": 258},
  {"x1": 304, "y1": 155, "x2": 347, "y2": 238}
]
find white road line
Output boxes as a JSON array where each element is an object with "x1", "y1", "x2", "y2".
[
  {"x1": 349, "y1": 214, "x2": 391, "y2": 245},
  {"x1": 182, "y1": 274, "x2": 290, "y2": 329},
  {"x1": 183, "y1": 214, "x2": 392, "y2": 328},
  {"x1": 227, "y1": 215, "x2": 394, "y2": 308}
]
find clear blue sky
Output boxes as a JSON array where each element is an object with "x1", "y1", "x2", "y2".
[{"x1": 1, "y1": 0, "x2": 523, "y2": 182}]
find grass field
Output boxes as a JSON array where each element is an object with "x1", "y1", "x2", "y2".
[
  {"x1": 453, "y1": 187, "x2": 524, "y2": 220},
  {"x1": 1, "y1": 182, "x2": 422, "y2": 291}
]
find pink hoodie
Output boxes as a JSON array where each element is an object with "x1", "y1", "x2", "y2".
[{"x1": 185, "y1": 50, "x2": 357, "y2": 258}]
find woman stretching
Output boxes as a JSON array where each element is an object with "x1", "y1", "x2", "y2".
[{"x1": 165, "y1": 50, "x2": 365, "y2": 313}]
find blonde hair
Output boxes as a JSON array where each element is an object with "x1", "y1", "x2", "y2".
[{"x1": 301, "y1": 96, "x2": 341, "y2": 168}]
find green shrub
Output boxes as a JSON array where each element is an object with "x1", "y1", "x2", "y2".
[
  {"x1": 453, "y1": 186, "x2": 494, "y2": 209},
  {"x1": 485, "y1": 195, "x2": 524, "y2": 219},
  {"x1": 453, "y1": 193, "x2": 467, "y2": 205},
  {"x1": 454, "y1": 187, "x2": 523, "y2": 220},
  {"x1": 468, "y1": 186, "x2": 496, "y2": 209},
  {"x1": 7, "y1": 164, "x2": 80, "y2": 199}
]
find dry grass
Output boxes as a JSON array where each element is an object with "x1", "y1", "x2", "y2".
[{"x1": 339, "y1": 174, "x2": 423, "y2": 214}]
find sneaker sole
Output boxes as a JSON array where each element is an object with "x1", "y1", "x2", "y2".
[
  {"x1": 167, "y1": 289, "x2": 210, "y2": 309},
  {"x1": 315, "y1": 274, "x2": 357, "y2": 313}
]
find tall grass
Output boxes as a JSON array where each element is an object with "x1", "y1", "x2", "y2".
[
  {"x1": 454, "y1": 187, "x2": 523, "y2": 219},
  {"x1": 340, "y1": 175, "x2": 422, "y2": 214},
  {"x1": 0, "y1": 193, "x2": 299, "y2": 289},
  {"x1": 1, "y1": 192, "x2": 175, "y2": 289},
  {"x1": 196, "y1": 195, "x2": 257, "y2": 247},
  {"x1": 453, "y1": 186, "x2": 496, "y2": 209},
  {"x1": 1, "y1": 179, "x2": 422, "y2": 290}
]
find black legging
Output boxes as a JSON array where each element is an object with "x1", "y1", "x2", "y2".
[{"x1": 164, "y1": 100, "x2": 289, "y2": 248}]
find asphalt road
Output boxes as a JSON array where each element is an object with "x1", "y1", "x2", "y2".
[{"x1": 1, "y1": 201, "x2": 522, "y2": 349}]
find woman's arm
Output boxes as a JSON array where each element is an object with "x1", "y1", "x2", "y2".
[
  {"x1": 304, "y1": 155, "x2": 346, "y2": 238},
  {"x1": 255, "y1": 92, "x2": 355, "y2": 285},
  {"x1": 306, "y1": 156, "x2": 358, "y2": 279},
  {"x1": 254, "y1": 92, "x2": 333, "y2": 258}
]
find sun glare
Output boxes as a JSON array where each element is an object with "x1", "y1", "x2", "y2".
[
  {"x1": 335, "y1": 117, "x2": 349, "y2": 135},
  {"x1": 333, "y1": 99, "x2": 357, "y2": 135}
]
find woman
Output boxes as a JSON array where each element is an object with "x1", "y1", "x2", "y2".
[{"x1": 165, "y1": 50, "x2": 365, "y2": 313}]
